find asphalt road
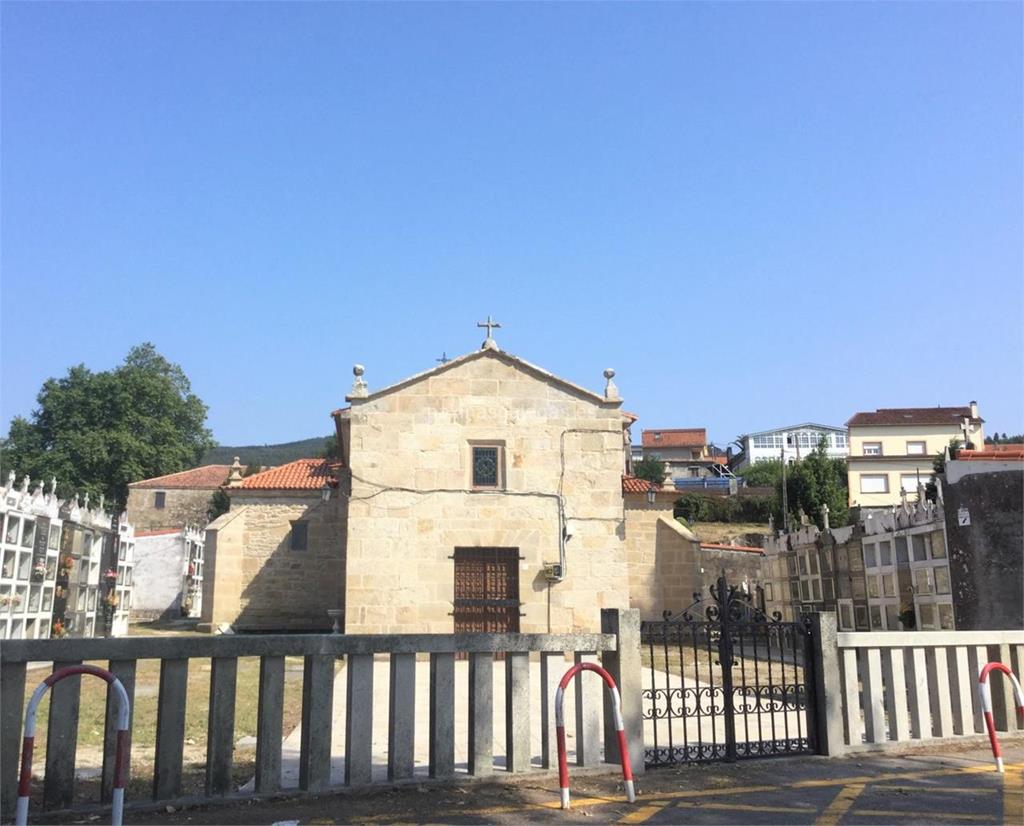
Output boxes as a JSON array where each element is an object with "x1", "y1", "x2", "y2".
[{"x1": 48, "y1": 741, "x2": 1024, "y2": 825}]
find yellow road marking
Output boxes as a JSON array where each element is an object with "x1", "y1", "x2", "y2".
[
  {"x1": 815, "y1": 783, "x2": 866, "y2": 825},
  {"x1": 682, "y1": 801, "x2": 814, "y2": 814},
  {"x1": 851, "y1": 810, "x2": 997, "y2": 822},
  {"x1": 616, "y1": 800, "x2": 671, "y2": 824},
  {"x1": 872, "y1": 785, "x2": 998, "y2": 794},
  {"x1": 1005, "y1": 764, "x2": 1023, "y2": 826}
]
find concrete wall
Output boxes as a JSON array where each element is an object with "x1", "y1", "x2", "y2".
[
  {"x1": 132, "y1": 532, "x2": 185, "y2": 619},
  {"x1": 202, "y1": 491, "x2": 346, "y2": 631},
  {"x1": 127, "y1": 487, "x2": 214, "y2": 532},
  {"x1": 343, "y1": 351, "x2": 629, "y2": 634},
  {"x1": 942, "y1": 467, "x2": 1024, "y2": 630},
  {"x1": 623, "y1": 495, "x2": 700, "y2": 619}
]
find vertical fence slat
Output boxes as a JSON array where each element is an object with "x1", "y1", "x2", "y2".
[
  {"x1": 299, "y1": 654, "x2": 334, "y2": 791},
  {"x1": 839, "y1": 648, "x2": 860, "y2": 746},
  {"x1": 388, "y1": 652, "x2": 416, "y2": 781},
  {"x1": 101, "y1": 659, "x2": 136, "y2": 803},
  {"x1": 881, "y1": 648, "x2": 909, "y2": 742},
  {"x1": 429, "y1": 652, "x2": 455, "y2": 779},
  {"x1": 926, "y1": 647, "x2": 954, "y2": 737},
  {"x1": 967, "y1": 646, "x2": 987, "y2": 734},
  {"x1": 345, "y1": 653, "x2": 374, "y2": 785},
  {"x1": 255, "y1": 655, "x2": 284, "y2": 794},
  {"x1": 948, "y1": 646, "x2": 974, "y2": 736},
  {"x1": 859, "y1": 648, "x2": 886, "y2": 744},
  {"x1": 539, "y1": 652, "x2": 562, "y2": 769},
  {"x1": 153, "y1": 658, "x2": 189, "y2": 801},
  {"x1": 905, "y1": 647, "x2": 931, "y2": 740},
  {"x1": 44, "y1": 659, "x2": 82, "y2": 810},
  {"x1": 505, "y1": 651, "x2": 530, "y2": 772},
  {"x1": 468, "y1": 652, "x2": 493, "y2": 776},
  {"x1": 574, "y1": 651, "x2": 601, "y2": 766},
  {"x1": 205, "y1": 656, "x2": 238, "y2": 796},
  {"x1": 0, "y1": 662, "x2": 27, "y2": 819}
]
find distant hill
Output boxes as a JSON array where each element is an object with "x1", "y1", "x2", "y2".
[{"x1": 201, "y1": 436, "x2": 332, "y2": 467}]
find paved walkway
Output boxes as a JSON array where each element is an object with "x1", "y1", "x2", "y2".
[{"x1": 122, "y1": 741, "x2": 1023, "y2": 825}]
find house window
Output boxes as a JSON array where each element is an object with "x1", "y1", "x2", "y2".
[
  {"x1": 289, "y1": 521, "x2": 308, "y2": 551},
  {"x1": 860, "y1": 474, "x2": 888, "y2": 494},
  {"x1": 154, "y1": 491, "x2": 166, "y2": 509},
  {"x1": 862, "y1": 442, "x2": 882, "y2": 456},
  {"x1": 906, "y1": 441, "x2": 926, "y2": 455},
  {"x1": 834, "y1": 433, "x2": 848, "y2": 448},
  {"x1": 471, "y1": 445, "x2": 503, "y2": 489}
]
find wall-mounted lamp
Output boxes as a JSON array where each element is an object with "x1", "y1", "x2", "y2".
[
  {"x1": 646, "y1": 486, "x2": 657, "y2": 506},
  {"x1": 321, "y1": 483, "x2": 332, "y2": 502}
]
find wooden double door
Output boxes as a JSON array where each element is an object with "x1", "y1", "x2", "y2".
[{"x1": 452, "y1": 547, "x2": 521, "y2": 635}]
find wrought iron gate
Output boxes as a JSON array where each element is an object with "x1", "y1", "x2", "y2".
[{"x1": 641, "y1": 575, "x2": 817, "y2": 767}]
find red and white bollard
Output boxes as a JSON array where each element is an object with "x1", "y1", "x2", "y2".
[
  {"x1": 16, "y1": 665, "x2": 131, "y2": 826},
  {"x1": 554, "y1": 661, "x2": 636, "y2": 810},
  {"x1": 977, "y1": 661, "x2": 1024, "y2": 773}
]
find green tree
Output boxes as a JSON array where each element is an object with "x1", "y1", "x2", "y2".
[
  {"x1": 777, "y1": 438, "x2": 849, "y2": 530},
  {"x1": 321, "y1": 433, "x2": 340, "y2": 460},
  {"x1": 207, "y1": 488, "x2": 231, "y2": 522},
  {"x1": 0, "y1": 343, "x2": 214, "y2": 509},
  {"x1": 737, "y1": 459, "x2": 782, "y2": 488},
  {"x1": 633, "y1": 456, "x2": 667, "y2": 485}
]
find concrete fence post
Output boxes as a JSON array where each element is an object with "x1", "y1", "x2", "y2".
[
  {"x1": 600, "y1": 608, "x2": 644, "y2": 776},
  {"x1": 808, "y1": 612, "x2": 846, "y2": 756}
]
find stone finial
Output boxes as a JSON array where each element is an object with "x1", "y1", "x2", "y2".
[
  {"x1": 477, "y1": 315, "x2": 501, "y2": 350},
  {"x1": 768, "y1": 513, "x2": 775, "y2": 532},
  {"x1": 98, "y1": 493, "x2": 105, "y2": 512},
  {"x1": 798, "y1": 507, "x2": 808, "y2": 526},
  {"x1": 662, "y1": 468, "x2": 675, "y2": 492},
  {"x1": 821, "y1": 502, "x2": 830, "y2": 532},
  {"x1": 350, "y1": 363, "x2": 368, "y2": 398},
  {"x1": 226, "y1": 456, "x2": 244, "y2": 488},
  {"x1": 6, "y1": 470, "x2": 14, "y2": 489},
  {"x1": 50, "y1": 477, "x2": 57, "y2": 497},
  {"x1": 603, "y1": 368, "x2": 620, "y2": 401},
  {"x1": 83, "y1": 492, "x2": 90, "y2": 510},
  {"x1": 20, "y1": 475, "x2": 30, "y2": 493}
]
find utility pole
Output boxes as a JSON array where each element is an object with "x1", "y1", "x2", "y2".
[{"x1": 781, "y1": 444, "x2": 790, "y2": 533}]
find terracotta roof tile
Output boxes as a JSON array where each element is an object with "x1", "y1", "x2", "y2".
[
  {"x1": 237, "y1": 458, "x2": 340, "y2": 491},
  {"x1": 699, "y1": 542, "x2": 764, "y2": 555},
  {"x1": 957, "y1": 448, "x2": 1024, "y2": 461},
  {"x1": 129, "y1": 465, "x2": 232, "y2": 490},
  {"x1": 622, "y1": 476, "x2": 657, "y2": 494},
  {"x1": 641, "y1": 428, "x2": 707, "y2": 448},
  {"x1": 847, "y1": 407, "x2": 980, "y2": 427}
]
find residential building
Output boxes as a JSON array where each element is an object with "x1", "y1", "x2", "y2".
[
  {"x1": 126, "y1": 464, "x2": 232, "y2": 531},
  {"x1": 731, "y1": 423, "x2": 848, "y2": 470},
  {"x1": 637, "y1": 428, "x2": 733, "y2": 486},
  {"x1": 847, "y1": 403, "x2": 985, "y2": 508}
]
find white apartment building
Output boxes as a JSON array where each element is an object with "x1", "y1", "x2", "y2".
[{"x1": 733, "y1": 423, "x2": 848, "y2": 470}]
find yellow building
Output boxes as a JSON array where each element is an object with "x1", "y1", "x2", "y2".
[{"x1": 846, "y1": 403, "x2": 984, "y2": 509}]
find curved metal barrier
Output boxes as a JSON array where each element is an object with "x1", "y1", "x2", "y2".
[
  {"x1": 978, "y1": 661, "x2": 1024, "y2": 773},
  {"x1": 555, "y1": 661, "x2": 635, "y2": 810},
  {"x1": 16, "y1": 664, "x2": 130, "y2": 826}
]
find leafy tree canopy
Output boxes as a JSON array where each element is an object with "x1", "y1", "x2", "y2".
[
  {"x1": 633, "y1": 456, "x2": 667, "y2": 485},
  {"x1": 737, "y1": 459, "x2": 782, "y2": 488},
  {"x1": 1, "y1": 343, "x2": 214, "y2": 509},
  {"x1": 777, "y1": 438, "x2": 849, "y2": 530}
]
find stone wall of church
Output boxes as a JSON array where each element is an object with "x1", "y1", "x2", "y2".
[
  {"x1": 344, "y1": 352, "x2": 629, "y2": 634},
  {"x1": 623, "y1": 495, "x2": 701, "y2": 620},
  {"x1": 201, "y1": 491, "x2": 346, "y2": 631},
  {"x1": 127, "y1": 487, "x2": 214, "y2": 532}
]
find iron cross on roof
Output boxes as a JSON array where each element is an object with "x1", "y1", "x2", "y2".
[{"x1": 477, "y1": 315, "x2": 502, "y2": 350}]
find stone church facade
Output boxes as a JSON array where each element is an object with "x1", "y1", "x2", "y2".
[{"x1": 201, "y1": 339, "x2": 706, "y2": 634}]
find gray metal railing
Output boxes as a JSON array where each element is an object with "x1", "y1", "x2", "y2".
[{"x1": 0, "y1": 609, "x2": 643, "y2": 818}]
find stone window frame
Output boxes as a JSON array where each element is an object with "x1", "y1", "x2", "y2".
[
  {"x1": 289, "y1": 521, "x2": 309, "y2": 552},
  {"x1": 469, "y1": 441, "x2": 506, "y2": 490},
  {"x1": 154, "y1": 491, "x2": 166, "y2": 509}
]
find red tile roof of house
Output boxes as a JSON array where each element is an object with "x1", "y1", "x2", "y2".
[
  {"x1": 237, "y1": 458, "x2": 340, "y2": 491},
  {"x1": 846, "y1": 407, "x2": 980, "y2": 427},
  {"x1": 129, "y1": 465, "x2": 232, "y2": 490},
  {"x1": 957, "y1": 448, "x2": 1024, "y2": 461},
  {"x1": 641, "y1": 428, "x2": 707, "y2": 448},
  {"x1": 699, "y1": 542, "x2": 764, "y2": 555},
  {"x1": 622, "y1": 476, "x2": 657, "y2": 494}
]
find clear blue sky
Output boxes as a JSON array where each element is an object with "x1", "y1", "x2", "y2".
[{"x1": 2, "y1": 2, "x2": 1021, "y2": 449}]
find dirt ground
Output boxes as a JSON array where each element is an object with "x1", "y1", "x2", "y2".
[{"x1": 29, "y1": 740, "x2": 1023, "y2": 825}]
